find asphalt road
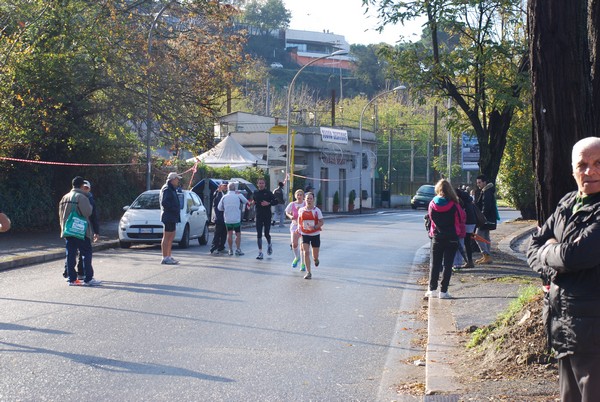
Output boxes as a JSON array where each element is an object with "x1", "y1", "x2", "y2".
[{"x1": 0, "y1": 211, "x2": 430, "y2": 401}]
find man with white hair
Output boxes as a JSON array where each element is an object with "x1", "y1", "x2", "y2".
[
  {"x1": 218, "y1": 182, "x2": 248, "y2": 256},
  {"x1": 528, "y1": 136, "x2": 600, "y2": 401}
]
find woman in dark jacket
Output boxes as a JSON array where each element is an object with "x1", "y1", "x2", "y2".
[
  {"x1": 160, "y1": 172, "x2": 182, "y2": 265},
  {"x1": 453, "y1": 188, "x2": 477, "y2": 269},
  {"x1": 426, "y1": 179, "x2": 465, "y2": 299}
]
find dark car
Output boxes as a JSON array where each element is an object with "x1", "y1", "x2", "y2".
[{"x1": 411, "y1": 184, "x2": 436, "y2": 210}]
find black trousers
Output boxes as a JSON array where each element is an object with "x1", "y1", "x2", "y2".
[
  {"x1": 212, "y1": 221, "x2": 227, "y2": 250},
  {"x1": 559, "y1": 353, "x2": 600, "y2": 402},
  {"x1": 429, "y1": 238, "x2": 458, "y2": 293}
]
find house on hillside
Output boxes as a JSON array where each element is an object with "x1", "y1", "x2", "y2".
[{"x1": 284, "y1": 29, "x2": 354, "y2": 71}]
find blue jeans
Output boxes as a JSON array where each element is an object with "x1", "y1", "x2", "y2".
[
  {"x1": 273, "y1": 204, "x2": 285, "y2": 226},
  {"x1": 476, "y1": 228, "x2": 491, "y2": 254},
  {"x1": 65, "y1": 236, "x2": 93, "y2": 282}
]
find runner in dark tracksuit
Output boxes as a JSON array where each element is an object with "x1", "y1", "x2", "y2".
[
  {"x1": 210, "y1": 181, "x2": 228, "y2": 254},
  {"x1": 253, "y1": 178, "x2": 278, "y2": 260}
]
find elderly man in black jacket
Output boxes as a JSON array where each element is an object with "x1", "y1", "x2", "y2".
[{"x1": 528, "y1": 136, "x2": 600, "y2": 402}]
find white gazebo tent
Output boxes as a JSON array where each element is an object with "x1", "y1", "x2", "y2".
[{"x1": 186, "y1": 135, "x2": 262, "y2": 169}]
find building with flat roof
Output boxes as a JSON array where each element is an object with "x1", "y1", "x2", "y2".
[{"x1": 214, "y1": 112, "x2": 377, "y2": 212}]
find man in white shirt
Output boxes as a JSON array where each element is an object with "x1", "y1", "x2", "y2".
[{"x1": 218, "y1": 182, "x2": 248, "y2": 256}]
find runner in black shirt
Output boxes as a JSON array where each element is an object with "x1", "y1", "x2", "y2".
[{"x1": 253, "y1": 178, "x2": 278, "y2": 260}]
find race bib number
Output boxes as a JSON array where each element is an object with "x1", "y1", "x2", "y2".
[{"x1": 302, "y1": 220, "x2": 315, "y2": 231}]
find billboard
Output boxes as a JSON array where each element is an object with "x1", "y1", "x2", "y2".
[{"x1": 461, "y1": 133, "x2": 480, "y2": 170}]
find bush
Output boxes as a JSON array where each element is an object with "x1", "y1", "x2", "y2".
[{"x1": 348, "y1": 189, "x2": 356, "y2": 205}]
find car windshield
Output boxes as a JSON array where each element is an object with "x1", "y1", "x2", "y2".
[
  {"x1": 418, "y1": 185, "x2": 435, "y2": 195},
  {"x1": 130, "y1": 192, "x2": 184, "y2": 210}
]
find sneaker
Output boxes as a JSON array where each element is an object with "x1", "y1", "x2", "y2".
[
  {"x1": 256, "y1": 252, "x2": 264, "y2": 260},
  {"x1": 235, "y1": 249, "x2": 244, "y2": 256},
  {"x1": 228, "y1": 249, "x2": 234, "y2": 256},
  {"x1": 300, "y1": 263, "x2": 306, "y2": 272},
  {"x1": 461, "y1": 261, "x2": 475, "y2": 269},
  {"x1": 423, "y1": 290, "x2": 436, "y2": 300},
  {"x1": 304, "y1": 272, "x2": 312, "y2": 280},
  {"x1": 162, "y1": 257, "x2": 178, "y2": 265},
  {"x1": 68, "y1": 279, "x2": 83, "y2": 286},
  {"x1": 267, "y1": 244, "x2": 273, "y2": 256},
  {"x1": 83, "y1": 278, "x2": 102, "y2": 286},
  {"x1": 314, "y1": 258, "x2": 319, "y2": 267},
  {"x1": 439, "y1": 291, "x2": 452, "y2": 299},
  {"x1": 452, "y1": 265, "x2": 462, "y2": 272},
  {"x1": 291, "y1": 257, "x2": 299, "y2": 268},
  {"x1": 77, "y1": 275, "x2": 84, "y2": 281},
  {"x1": 210, "y1": 245, "x2": 217, "y2": 254}
]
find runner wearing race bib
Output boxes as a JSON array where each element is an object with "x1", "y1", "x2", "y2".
[
  {"x1": 297, "y1": 192, "x2": 324, "y2": 280},
  {"x1": 285, "y1": 189, "x2": 305, "y2": 270}
]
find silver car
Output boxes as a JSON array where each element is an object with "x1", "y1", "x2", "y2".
[{"x1": 118, "y1": 189, "x2": 209, "y2": 249}]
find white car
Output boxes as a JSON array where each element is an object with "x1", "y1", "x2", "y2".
[
  {"x1": 118, "y1": 189, "x2": 209, "y2": 249},
  {"x1": 270, "y1": 62, "x2": 283, "y2": 69}
]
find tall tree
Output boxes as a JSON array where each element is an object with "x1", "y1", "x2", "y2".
[
  {"x1": 242, "y1": 0, "x2": 291, "y2": 35},
  {"x1": 365, "y1": 0, "x2": 529, "y2": 184},
  {"x1": 528, "y1": 0, "x2": 598, "y2": 223}
]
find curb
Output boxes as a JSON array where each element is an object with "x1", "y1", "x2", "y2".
[
  {"x1": 497, "y1": 222, "x2": 537, "y2": 262},
  {"x1": 0, "y1": 240, "x2": 119, "y2": 272}
]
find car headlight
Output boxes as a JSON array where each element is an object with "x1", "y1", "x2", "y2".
[{"x1": 119, "y1": 216, "x2": 130, "y2": 230}]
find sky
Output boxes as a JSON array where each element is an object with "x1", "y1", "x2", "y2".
[{"x1": 283, "y1": 0, "x2": 425, "y2": 46}]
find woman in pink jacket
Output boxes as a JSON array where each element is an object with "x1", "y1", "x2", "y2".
[{"x1": 425, "y1": 179, "x2": 466, "y2": 299}]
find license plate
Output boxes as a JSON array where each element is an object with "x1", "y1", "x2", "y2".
[{"x1": 139, "y1": 228, "x2": 153, "y2": 234}]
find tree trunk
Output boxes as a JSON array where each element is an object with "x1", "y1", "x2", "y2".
[{"x1": 528, "y1": 0, "x2": 595, "y2": 224}]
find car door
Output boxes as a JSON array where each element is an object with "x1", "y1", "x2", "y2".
[{"x1": 188, "y1": 191, "x2": 206, "y2": 237}]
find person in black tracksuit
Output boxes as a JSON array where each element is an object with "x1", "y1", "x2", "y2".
[
  {"x1": 528, "y1": 137, "x2": 600, "y2": 401},
  {"x1": 210, "y1": 182, "x2": 227, "y2": 254},
  {"x1": 253, "y1": 178, "x2": 278, "y2": 260}
]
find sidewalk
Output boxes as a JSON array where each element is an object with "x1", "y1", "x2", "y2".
[
  {"x1": 0, "y1": 221, "x2": 121, "y2": 271},
  {"x1": 424, "y1": 220, "x2": 539, "y2": 400}
]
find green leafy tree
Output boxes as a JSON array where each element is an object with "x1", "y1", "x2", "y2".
[
  {"x1": 497, "y1": 108, "x2": 535, "y2": 218},
  {"x1": 365, "y1": 0, "x2": 529, "y2": 184},
  {"x1": 242, "y1": 0, "x2": 291, "y2": 35},
  {"x1": 350, "y1": 44, "x2": 392, "y2": 97},
  {"x1": 0, "y1": 0, "x2": 252, "y2": 229}
]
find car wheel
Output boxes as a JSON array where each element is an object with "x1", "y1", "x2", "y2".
[
  {"x1": 411, "y1": 205, "x2": 417, "y2": 210},
  {"x1": 198, "y1": 223, "x2": 209, "y2": 245},
  {"x1": 179, "y1": 225, "x2": 190, "y2": 249},
  {"x1": 119, "y1": 241, "x2": 131, "y2": 249}
]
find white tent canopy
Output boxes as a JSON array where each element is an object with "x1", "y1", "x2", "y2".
[{"x1": 186, "y1": 135, "x2": 263, "y2": 169}]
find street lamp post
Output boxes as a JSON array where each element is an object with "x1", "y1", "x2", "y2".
[
  {"x1": 285, "y1": 49, "x2": 348, "y2": 201},
  {"x1": 146, "y1": 1, "x2": 174, "y2": 191},
  {"x1": 358, "y1": 85, "x2": 406, "y2": 213}
]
